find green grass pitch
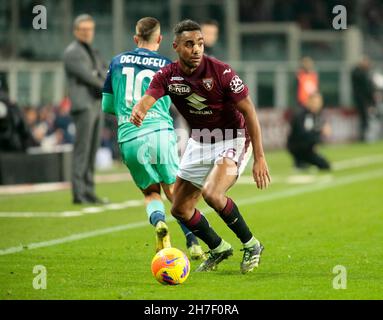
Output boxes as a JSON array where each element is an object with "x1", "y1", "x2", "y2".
[{"x1": 0, "y1": 142, "x2": 382, "y2": 300}]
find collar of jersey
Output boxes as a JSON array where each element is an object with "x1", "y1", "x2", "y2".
[{"x1": 134, "y1": 47, "x2": 159, "y2": 55}]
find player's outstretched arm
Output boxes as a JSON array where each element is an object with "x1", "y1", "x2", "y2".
[
  {"x1": 236, "y1": 96, "x2": 271, "y2": 189},
  {"x1": 129, "y1": 95, "x2": 157, "y2": 127},
  {"x1": 101, "y1": 93, "x2": 115, "y2": 115}
]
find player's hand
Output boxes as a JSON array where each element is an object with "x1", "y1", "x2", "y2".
[
  {"x1": 253, "y1": 157, "x2": 271, "y2": 189},
  {"x1": 130, "y1": 104, "x2": 147, "y2": 127}
]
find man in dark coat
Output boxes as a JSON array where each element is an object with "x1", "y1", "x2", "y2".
[
  {"x1": 63, "y1": 14, "x2": 108, "y2": 204},
  {"x1": 351, "y1": 56, "x2": 376, "y2": 142}
]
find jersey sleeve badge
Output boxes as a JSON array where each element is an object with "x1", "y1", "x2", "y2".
[{"x1": 229, "y1": 75, "x2": 245, "y2": 94}]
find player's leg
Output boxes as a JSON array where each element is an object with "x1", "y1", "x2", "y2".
[
  {"x1": 304, "y1": 147, "x2": 331, "y2": 170},
  {"x1": 141, "y1": 184, "x2": 171, "y2": 252},
  {"x1": 119, "y1": 139, "x2": 170, "y2": 252},
  {"x1": 71, "y1": 109, "x2": 93, "y2": 203},
  {"x1": 84, "y1": 108, "x2": 106, "y2": 203},
  {"x1": 203, "y1": 157, "x2": 252, "y2": 243},
  {"x1": 202, "y1": 154, "x2": 263, "y2": 273},
  {"x1": 155, "y1": 130, "x2": 204, "y2": 259},
  {"x1": 357, "y1": 105, "x2": 368, "y2": 141},
  {"x1": 171, "y1": 177, "x2": 233, "y2": 271},
  {"x1": 161, "y1": 183, "x2": 205, "y2": 260},
  {"x1": 288, "y1": 144, "x2": 309, "y2": 170}
]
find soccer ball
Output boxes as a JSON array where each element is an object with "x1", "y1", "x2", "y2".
[{"x1": 151, "y1": 247, "x2": 190, "y2": 285}]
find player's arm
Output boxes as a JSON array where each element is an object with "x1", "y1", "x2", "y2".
[
  {"x1": 236, "y1": 96, "x2": 271, "y2": 189},
  {"x1": 101, "y1": 93, "x2": 115, "y2": 115},
  {"x1": 130, "y1": 94, "x2": 157, "y2": 127},
  {"x1": 101, "y1": 64, "x2": 115, "y2": 115}
]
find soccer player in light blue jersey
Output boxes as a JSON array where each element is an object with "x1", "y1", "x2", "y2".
[{"x1": 102, "y1": 17, "x2": 204, "y2": 259}]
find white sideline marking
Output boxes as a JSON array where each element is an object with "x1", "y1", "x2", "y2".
[
  {"x1": 0, "y1": 154, "x2": 382, "y2": 196},
  {"x1": 0, "y1": 182, "x2": 70, "y2": 195},
  {"x1": 236, "y1": 169, "x2": 383, "y2": 207},
  {"x1": 0, "y1": 221, "x2": 148, "y2": 256},
  {"x1": 285, "y1": 174, "x2": 333, "y2": 184},
  {"x1": 1, "y1": 168, "x2": 382, "y2": 256},
  {"x1": 237, "y1": 154, "x2": 383, "y2": 185},
  {"x1": 237, "y1": 174, "x2": 334, "y2": 185},
  {"x1": 0, "y1": 200, "x2": 144, "y2": 218},
  {"x1": 332, "y1": 154, "x2": 383, "y2": 170},
  {"x1": 0, "y1": 173, "x2": 132, "y2": 196},
  {"x1": 1, "y1": 153, "x2": 382, "y2": 216}
]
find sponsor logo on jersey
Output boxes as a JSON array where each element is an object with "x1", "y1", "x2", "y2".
[
  {"x1": 223, "y1": 68, "x2": 231, "y2": 75},
  {"x1": 170, "y1": 76, "x2": 184, "y2": 81},
  {"x1": 185, "y1": 93, "x2": 209, "y2": 111},
  {"x1": 202, "y1": 78, "x2": 214, "y2": 91},
  {"x1": 118, "y1": 111, "x2": 161, "y2": 125},
  {"x1": 230, "y1": 75, "x2": 245, "y2": 94},
  {"x1": 189, "y1": 110, "x2": 213, "y2": 115},
  {"x1": 168, "y1": 84, "x2": 191, "y2": 95}
]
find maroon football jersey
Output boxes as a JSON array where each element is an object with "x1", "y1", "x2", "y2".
[{"x1": 146, "y1": 55, "x2": 250, "y2": 143}]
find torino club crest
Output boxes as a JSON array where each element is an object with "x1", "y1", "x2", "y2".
[{"x1": 202, "y1": 78, "x2": 214, "y2": 91}]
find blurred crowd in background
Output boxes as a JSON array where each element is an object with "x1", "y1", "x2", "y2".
[
  {"x1": 240, "y1": 0, "x2": 383, "y2": 36},
  {"x1": 1, "y1": 0, "x2": 383, "y2": 171},
  {"x1": 2, "y1": 0, "x2": 383, "y2": 61},
  {"x1": 0, "y1": 88, "x2": 118, "y2": 161},
  {"x1": 22, "y1": 98, "x2": 118, "y2": 157},
  {"x1": 2, "y1": 50, "x2": 380, "y2": 162},
  {"x1": 23, "y1": 98, "x2": 74, "y2": 149}
]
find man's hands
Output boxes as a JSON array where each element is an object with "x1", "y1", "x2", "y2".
[
  {"x1": 129, "y1": 95, "x2": 157, "y2": 127},
  {"x1": 129, "y1": 104, "x2": 147, "y2": 127},
  {"x1": 253, "y1": 156, "x2": 271, "y2": 189},
  {"x1": 235, "y1": 96, "x2": 271, "y2": 189}
]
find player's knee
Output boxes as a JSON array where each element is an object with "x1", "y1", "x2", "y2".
[
  {"x1": 170, "y1": 204, "x2": 185, "y2": 220},
  {"x1": 170, "y1": 203, "x2": 192, "y2": 222},
  {"x1": 202, "y1": 187, "x2": 223, "y2": 209},
  {"x1": 318, "y1": 159, "x2": 331, "y2": 170},
  {"x1": 163, "y1": 190, "x2": 173, "y2": 203},
  {"x1": 142, "y1": 184, "x2": 161, "y2": 197}
]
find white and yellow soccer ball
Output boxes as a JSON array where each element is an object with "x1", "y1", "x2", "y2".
[{"x1": 151, "y1": 247, "x2": 190, "y2": 285}]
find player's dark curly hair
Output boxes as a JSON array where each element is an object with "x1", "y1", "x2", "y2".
[{"x1": 173, "y1": 19, "x2": 201, "y2": 37}]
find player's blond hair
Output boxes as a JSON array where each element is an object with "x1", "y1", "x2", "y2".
[{"x1": 136, "y1": 17, "x2": 160, "y2": 42}]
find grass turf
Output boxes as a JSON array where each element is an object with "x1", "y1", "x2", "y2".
[{"x1": 0, "y1": 141, "x2": 382, "y2": 299}]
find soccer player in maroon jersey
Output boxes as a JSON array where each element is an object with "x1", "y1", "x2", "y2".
[{"x1": 130, "y1": 20, "x2": 271, "y2": 273}]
